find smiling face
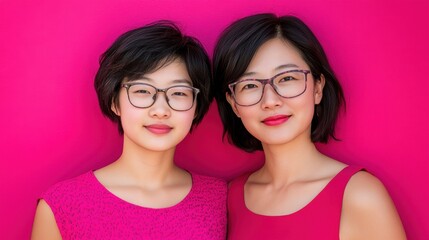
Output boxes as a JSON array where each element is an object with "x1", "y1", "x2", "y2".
[
  {"x1": 226, "y1": 37, "x2": 325, "y2": 147},
  {"x1": 113, "y1": 58, "x2": 196, "y2": 153}
]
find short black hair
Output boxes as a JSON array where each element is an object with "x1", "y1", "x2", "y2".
[
  {"x1": 94, "y1": 20, "x2": 212, "y2": 134},
  {"x1": 213, "y1": 13, "x2": 345, "y2": 152}
]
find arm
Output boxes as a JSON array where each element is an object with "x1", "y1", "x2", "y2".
[
  {"x1": 31, "y1": 199, "x2": 62, "y2": 240},
  {"x1": 340, "y1": 171, "x2": 407, "y2": 240}
]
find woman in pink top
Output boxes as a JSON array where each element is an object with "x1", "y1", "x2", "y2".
[
  {"x1": 31, "y1": 21, "x2": 226, "y2": 239},
  {"x1": 213, "y1": 14, "x2": 406, "y2": 239}
]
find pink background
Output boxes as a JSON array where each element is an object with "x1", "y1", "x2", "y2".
[{"x1": 1, "y1": 0, "x2": 428, "y2": 239}]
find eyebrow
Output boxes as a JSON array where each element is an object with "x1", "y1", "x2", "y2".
[
  {"x1": 131, "y1": 77, "x2": 192, "y2": 85},
  {"x1": 242, "y1": 63, "x2": 300, "y2": 78}
]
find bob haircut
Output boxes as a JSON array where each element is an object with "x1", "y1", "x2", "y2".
[
  {"x1": 95, "y1": 21, "x2": 212, "y2": 134},
  {"x1": 213, "y1": 13, "x2": 345, "y2": 152}
]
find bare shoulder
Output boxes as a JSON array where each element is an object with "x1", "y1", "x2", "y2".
[
  {"x1": 31, "y1": 200, "x2": 62, "y2": 240},
  {"x1": 340, "y1": 171, "x2": 407, "y2": 240},
  {"x1": 345, "y1": 171, "x2": 390, "y2": 203}
]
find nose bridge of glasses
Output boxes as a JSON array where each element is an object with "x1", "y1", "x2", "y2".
[
  {"x1": 152, "y1": 88, "x2": 170, "y2": 103},
  {"x1": 262, "y1": 78, "x2": 280, "y2": 95},
  {"x1": 155, "y1": 88, "x2": 167, "y2": 93}
]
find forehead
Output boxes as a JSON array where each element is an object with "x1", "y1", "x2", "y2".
[
  {"x1": 128, "y1": 58, "x2": 192, "y2": 86},
  {"x1": 146, "y1": 58, "x2": 189, "y2": 76},
  {"x1": 245, "y1": 37, "x2": 309, "y2": 75}
]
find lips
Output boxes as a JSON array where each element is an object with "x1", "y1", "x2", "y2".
[
  {"x1": 262, "y1": 115, "x2": 290, "y2": 126},
  {"x1": 145, "y1": 124, "x2": 173, "y2": 134}
]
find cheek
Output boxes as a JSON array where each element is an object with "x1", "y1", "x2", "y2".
[
  {"x1": 293, "y1": 91, "x2": 316, "y2": 122},
  {"x1": 178, "y1": 107, "x2": 197, "y2": 129},
  {"x1": 182, "y1": 114, "x2": 195, "y2": 125},
  {"x1": 119, "y1": 110, "x2": 142, "y2": 133},
  {"x1": 234, "y1": 107, "x2": 259, "y2": 134},
  {"x1": 117, "y1": 94, "x2": 143, "y2": 127},
  {"x1": 234, "y1": 106, "x2": 251, "y2": 120}
]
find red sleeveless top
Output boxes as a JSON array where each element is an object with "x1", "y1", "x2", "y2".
[{"x1": 227, "y1": 166, "x2": 363, "y2": 240}]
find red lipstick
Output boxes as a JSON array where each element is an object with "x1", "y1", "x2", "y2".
[{"x1": 262, "y1": 115, "x2": 290, "y2": 126}]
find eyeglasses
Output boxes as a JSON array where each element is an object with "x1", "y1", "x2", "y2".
[
  {"x1": 122, "y1": 83, "x2": 200, "y2": 111},
  {"x1": 228, "y1": 69, "x2": 310, "y2": 106}
]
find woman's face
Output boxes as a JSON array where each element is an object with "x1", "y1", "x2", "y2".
[
  {"x1": 226, "y1": 37, "x2": 324, "y2": 147},
  {"x1": 114, "y1": 59, "x2": 197, "y2": 153}
]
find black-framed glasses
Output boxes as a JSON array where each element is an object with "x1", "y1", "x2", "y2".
[
  {"x1": 122, "y1": 83, "x2": 200, "y2": 111},
  {"x1": 228, "y1": 69, "x2": 310, "y2": 106}
]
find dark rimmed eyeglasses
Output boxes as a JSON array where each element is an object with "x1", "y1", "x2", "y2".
[
  {"x1": 122, "y1": 83, "x2": 200, "y2": 111},
  {"x1": 228, "y1": 69, "x2": 310, "y2": 106}
]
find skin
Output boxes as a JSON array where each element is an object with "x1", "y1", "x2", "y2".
[
  {"x1": 226, "y1": 37, "x2": 406, "y2": 239},
  {"x1": 31, "y1": 59, "x2": 197, "y2": 239}
]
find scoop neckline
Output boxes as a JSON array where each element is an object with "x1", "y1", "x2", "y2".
[
  {"x1": 89, "y1": 170, "x2": 195, "y2": 210},
  {"x1": 241, "y1": 166, "x2": 349, "y2": 217}
]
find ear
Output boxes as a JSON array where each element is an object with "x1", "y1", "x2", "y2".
[
  {"x1": 111, "y1": 100, "x2": 120, "y2": 116},
  {"x1": 314, "y1": 74, "x2": 326, "y2": 105},
  {"x1": 226, "y1": 93, "x2": 241, "y2": 118}
]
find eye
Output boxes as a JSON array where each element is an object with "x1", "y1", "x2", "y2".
[
  {"x1": 279, "y1": 75, "x2": 296, "y2": 82},
  {"x1": 276, "y1": 71, "x2": 305, "y2": 84},
  {"x1": 244, "y1": 83, "x2": 259, "y2": 89},
  {"x1": 171, "y1": 91, "x2": 188, "y2": 97},
  {"x1": 236, "y1": 81, "x2": 260, "y2": 92},
  {"x1": 168, "y1": 87, "x2": 194, "y2": 98},
  {"x1": 134, "y1": 89, "x2": 151, "y2": 94},
  {"x1": 129, "y1": 84, "x2": 154, "y2": 95}
]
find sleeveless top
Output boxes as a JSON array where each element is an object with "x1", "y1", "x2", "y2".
[
  {"x1": 227, "y1": 166, "x2": 363, "y2": 240},
  {"x1": 42, "y1": 171, "x2": 227, "y2": 240}
]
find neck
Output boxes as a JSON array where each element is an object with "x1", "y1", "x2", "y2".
[
  {"x1": 113, "y1": 135, "x2": 179, "y2": 186},
  {"x1": 258, "y1": 133, "x2": 324, "y2": 185}
]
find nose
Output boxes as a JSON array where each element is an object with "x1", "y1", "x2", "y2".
[
  {"x1": 260, "y1": 84, "x2": 283, "y2": 109},
  {"x1": 148, "y1": 92, "x2": 171, "y2": 118}
]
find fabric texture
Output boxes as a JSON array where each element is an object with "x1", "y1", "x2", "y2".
[
  {"x1": 227, "y1": 165, "x2": 363, "y2": 240},
  {"x1": 42, "y1": 171, "x2": 227, "y2": 240}
]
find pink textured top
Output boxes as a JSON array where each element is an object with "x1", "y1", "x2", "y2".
[
  {"x1": 227, "y1": 166, "x2": 363, "y2": 240},
  {"x1": 42, "y1": 171, "x2": 227, "y2": 239}
]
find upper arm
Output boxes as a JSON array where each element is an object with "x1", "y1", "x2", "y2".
[
  {"x1": 340, "y1": 171, "x2": 407, "y2": 240},
  {"x1": 31, "y1": 199, "x2": 62, "y2": 240}
]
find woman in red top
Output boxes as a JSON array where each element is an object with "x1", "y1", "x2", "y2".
[{"x1": 213, "y1": 13, "x2": 406, "y2": 239}]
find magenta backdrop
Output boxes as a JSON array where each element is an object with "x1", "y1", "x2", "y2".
[{"x1": 1, "y1": 0, "x2": 428, "y2": 239}]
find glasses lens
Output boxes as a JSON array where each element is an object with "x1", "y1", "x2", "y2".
[
  {"x1": 232, "y1": 80, "x2": 263, "y2": 106},
  {"x1": 127, "y1": 84, "x2": 156, "y2": 108},
  {"x1": 165, "y1": 86, "x2": 197, "y2": 111},
  {"x1": 273, "y1": 71, "x2": 307, "y2": 98}
]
